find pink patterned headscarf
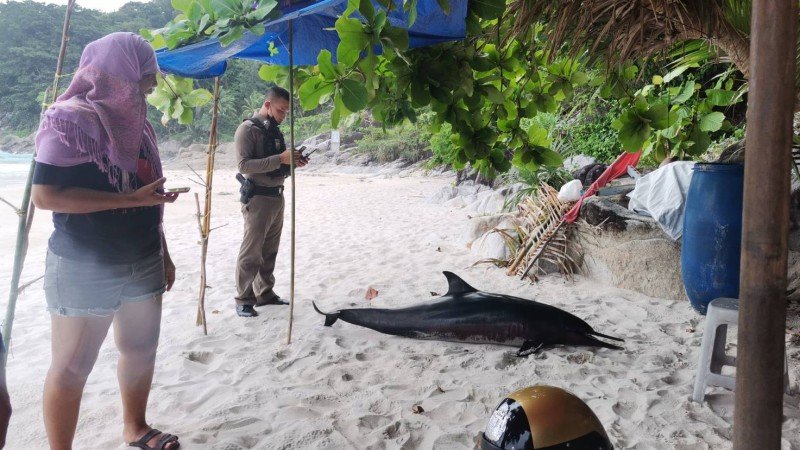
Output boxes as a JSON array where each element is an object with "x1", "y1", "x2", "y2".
[{"x1": 35, "y1": 32, "x2": 162, "y2": 192}]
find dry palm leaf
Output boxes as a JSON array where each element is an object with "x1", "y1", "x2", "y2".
[
  {"x1": 475, "y1": 184, "x2": 578, "y2": 282},
  {"x1": 507, "y1": 0, "x2": 751, "y2": 77}
]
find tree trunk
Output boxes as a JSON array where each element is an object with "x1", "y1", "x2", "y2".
[{"x1": 681, "y1": 20, "x2": 751, "y2": 80}]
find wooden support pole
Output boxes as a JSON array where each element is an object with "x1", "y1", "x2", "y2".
[
  {"x1": 287, "y1": 19, "x2": 297, "y2": 344},
  {"x1": 734, "y1": 0, "x2": 797, "y2": 448},
  {"x1": 3, "y1": 0, "x2": 76, "y2": 365},
  {"x1": 196, "y1": 77, "x2": 221, "y2": 335}
]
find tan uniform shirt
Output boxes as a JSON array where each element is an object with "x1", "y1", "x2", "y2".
[{"x1": 234, "y1": 112, "x2": 284, "y2": 188}]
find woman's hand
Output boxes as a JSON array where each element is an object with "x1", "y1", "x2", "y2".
[
  {"x1": 164, "y1": 255, "x2": 176, "y2": 291},
  {"x1": 127, "y1": 177, "x2": 179, "y2": 208},
  {"x1": 33, "y1": 177, "x2": 179, "y2": 214}
]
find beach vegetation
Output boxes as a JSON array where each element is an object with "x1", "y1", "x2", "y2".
[
  {"x1": 0, "y1": 0, "x2": 763, "y2": 185},
  {"x1": 145, "y1": 0, "x2": 753, "y2": 178}
]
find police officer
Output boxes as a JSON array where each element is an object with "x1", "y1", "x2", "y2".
[{"x1": 234, "y1": 86, "x2": 308, "y2": 317}]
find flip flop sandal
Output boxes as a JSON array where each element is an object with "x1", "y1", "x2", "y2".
[{"x1": 128, "y1": 429, "x2": 180, "y2": 450}]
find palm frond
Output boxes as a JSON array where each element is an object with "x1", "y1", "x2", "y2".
[
  {"x1": 476, "y1": 183, "x2": 578, "y2": 282},
  {"x1": 507, "y1": 0, "x2": 751, "y2": 75}
]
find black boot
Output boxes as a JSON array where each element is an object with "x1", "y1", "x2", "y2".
[
  {"x1": 255, "y1": 294, "x2": 289, "y2": 306},
  {"x1": 236, "y1": 304, "x2": 258, "y2": 317}
]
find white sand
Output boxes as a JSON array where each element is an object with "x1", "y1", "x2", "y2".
[{"x1": 1, "y1": 167, "x2": 799, "y2": 449}]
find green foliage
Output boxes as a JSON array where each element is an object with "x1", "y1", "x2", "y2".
[
  {"x1": 353, "y1": 124, "x2": 432, "y2": 163},
  {"x1": 428, "y1": 122, "x2": 460, "y2": 167},
  {"x1": 141, "y1": 0, "x2": 280, "y2": 49},
  {"x1": 0, "y1": 0, "x2": 174, "y2": 132},
  {"x1": 557, "y1": 104, "x2": 622, "y2": 164},
  {"x1": 286, "y1": 4, "x2": 599, "y2": 179},
  {"x1": 292, "y1": 106, "x2": 335, "y2": 143},
  {"x1": 608, "y1": 65, "x2": 745, "y2": 160},
  {"x1": 147, "y1": 74, "x2": 214, "y2": 125},
  {"x1": 138, "y1": 0, "x2": 283, "y2": 128},
  {"x1": 136, "y1": 0, "x2": 751, "y2": 183}
]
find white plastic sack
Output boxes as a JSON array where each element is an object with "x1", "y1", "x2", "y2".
[
  {"x1": 558, "y1": 179, "x2": 584, "y2": 202},
  {"x1": 627, "y1": 161, "x2": 695, "y2": 240}
]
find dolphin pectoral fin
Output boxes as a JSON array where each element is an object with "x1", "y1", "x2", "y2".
[
  {"x1": 442, "y1": 272, "x2": 479, "y2": 296},
  {"x1": 312, "y1": 302, "x2": 339, "y2": 327},
  {"x1": 516, "y1": 340, "x2": 544, "y2": 357}
]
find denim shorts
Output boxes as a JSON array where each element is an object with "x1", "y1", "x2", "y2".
[{"x1": 44, "y1": 249, "x2": 166, "y2": 317}]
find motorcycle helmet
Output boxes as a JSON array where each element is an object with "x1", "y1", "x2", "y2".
[{"x1": 481, "y1": 385, "x2": 613, "y2": 450}]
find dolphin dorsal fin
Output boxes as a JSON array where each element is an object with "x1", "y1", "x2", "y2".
[{"x1": 443, "y1": 271, "x2": 478, "y2": 296}]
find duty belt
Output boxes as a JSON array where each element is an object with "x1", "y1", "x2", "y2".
[{"x1": 253, "y1": 185, "x2": 284, "y2": 197}]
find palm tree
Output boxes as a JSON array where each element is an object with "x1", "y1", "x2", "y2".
[{"x1": 507, "y1": 0, "x2": 787, "y2": 88}]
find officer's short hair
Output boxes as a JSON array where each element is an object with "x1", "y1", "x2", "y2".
[{"x1": 266, "y1": 86, "x2": 290, "y2": 103}]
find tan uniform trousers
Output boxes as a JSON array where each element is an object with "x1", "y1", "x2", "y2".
[{"x1": 235, "y1": 193, "x2": 284, "y2": 306}]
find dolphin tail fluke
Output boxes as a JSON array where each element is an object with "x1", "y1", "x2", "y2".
[{"x1": 313, "y1": 302, "x2": 339, "y2": 327}]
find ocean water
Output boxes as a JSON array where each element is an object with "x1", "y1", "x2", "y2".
[{"x1": 0, "y1": 151, "x2": 34, "y2": 187}]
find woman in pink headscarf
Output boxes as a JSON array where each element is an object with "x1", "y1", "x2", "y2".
[{"x1": 32, "y1": 32, "x2": 180, "y2": 450}]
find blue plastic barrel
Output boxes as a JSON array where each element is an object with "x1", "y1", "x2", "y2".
[{"x1": 681, "y1": 163, "x2": 744, "y2": 315}]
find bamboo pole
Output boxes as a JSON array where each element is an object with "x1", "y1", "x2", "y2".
[
  {"x1": 196, "y1": 77, "x2": 221, "y2": 335},
  {"x1": 3, "y1": 0, "x2": 76, "y2": 365},
  {"x1": 733, "y1": 0, "x2": 797, "y2": 448},
  {"x1": 286, "y1": 19, "x2": 297, "y2": 344}
]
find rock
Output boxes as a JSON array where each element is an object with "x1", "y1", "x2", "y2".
[
  {"x1": 179, "y1": 143, "x2": 207, "y2": 156},
  {"x1": 340, "y1": 131, "x2": 364, "y2": 146},
  {"x1": 460, "y1": 214, "x2": 508, "y2": 247},
  {"x1": 466, "y1": 190, "x2": 507, "y2": 214},
  {"x1": 0, "y1": 133, "x2": 35, "y2": 154},
  {"x1": 301, "y1": 131, "x2": 332, "y2": 148},
  {"x1": 497, "y1": 183, "x2": 526, "y2": 197},
  {"x1": 442, "y1": 182, "x2": 489, "y2": 207},
  {"x1": 471, "y1": 230, "x2": 509, "y2": 261},
  {"x1": 427, "y1": 186, "x2": 460, "y2": 204},
  {"x1": 470, "y1": 219, "x2": 515, "y2": 261},
  {"x1": 580, "y1": 196, "x2": 655, "y2": 233},
  {"x1": 444, "y1": 196, "x2": 469, "y2": 208},
  {"x1": 563, "y1": 154, "x2": 596, "y2": 172},
  {"x1": 456, "y1": 180, "x2": 488, "y2": 197},
  {"x1": 577, "y1": 197, "x2": 685, "y2": 300},
  {"x1": 160, "y1": 141, "x2": 239, "y2": 170},
  {"x1": 575, "y1": 182, "x2": 800, "y2": 303},
  {"x1": 158, "y1": 140, "x2": 182, "y2": 160}
]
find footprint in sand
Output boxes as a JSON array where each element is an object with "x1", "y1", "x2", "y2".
[
  {"x1": 383, "y1": 421, "x2": 403, "y2": 439},
  {"x1": 612, "y1": 389, "x2": 645, "y2": 421},
  {"x1": 184, "y1": 350, "x2": 214, "y2": 365},
  {"x1": 566, "y1": 351, "x2": 593, "y2": 365},
  {"x1": 357, "y1": 414, "x2": 391, "y2": 432},
  {"x1": 494, "y1": 351, "x2": 522, "y2": 370}
]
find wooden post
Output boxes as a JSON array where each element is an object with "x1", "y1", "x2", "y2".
[
  {"x1": 287, "y1": 19, "x2": 297, "y2": 344},
  {"x1": 2, "y1": 0, "x2": 76, "y2": 364},
  {"x1": 196, "y1": 77, "x2": 221, "y2": 335},
  {"x1": 734, "y1": 0, "x2": 797, "y2": 448}
]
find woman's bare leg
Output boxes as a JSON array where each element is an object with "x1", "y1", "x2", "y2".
[
  {"x1": 114, "y1": 296, "x2": 176, "y2": 449},
  {"x1": 44, "y1": 314, "x2": 113, "y2": 450}
]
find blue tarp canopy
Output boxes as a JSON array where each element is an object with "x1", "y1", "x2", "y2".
[{"x1": 156, "y1": 0, "x2": 467, "y2": 79}]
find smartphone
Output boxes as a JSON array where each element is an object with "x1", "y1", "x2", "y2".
[{"x1": 165, "y1": 187, "x2": 190, "y2": 194}]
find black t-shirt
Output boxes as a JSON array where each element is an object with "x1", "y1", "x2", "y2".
[{"x1": 32, "y1": 161, "x2": 162, "y2": 264}]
